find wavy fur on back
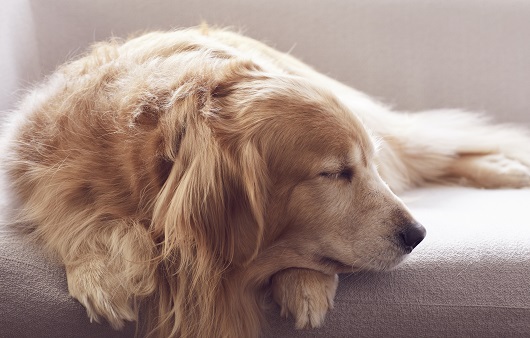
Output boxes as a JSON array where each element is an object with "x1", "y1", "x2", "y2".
[{"x1": 3, "y1": 26, "x2": 530, "y2": 337}]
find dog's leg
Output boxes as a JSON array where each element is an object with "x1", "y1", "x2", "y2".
[
  {"x1": 271, "y1": 268, "x2": 338, "y2": 329},
  {"x1": 64, "y1": 219, "x2": 157, "y2": 329}
]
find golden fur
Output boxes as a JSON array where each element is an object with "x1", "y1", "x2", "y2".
[{"x1": 3, "y1": 26, "x2": 530, "y2": 337}]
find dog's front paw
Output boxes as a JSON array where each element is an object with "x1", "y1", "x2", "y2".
[
  {"x1": 271, "y1": 268, "x2": 338, "y2": 329},
  {"x1": 66, "y1": 261, "x2": 136, "y2": 330}
]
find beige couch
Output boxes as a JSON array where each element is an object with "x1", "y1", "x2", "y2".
[{"x1": 2, "y1": 1, "x2": 529, "y2": 337}]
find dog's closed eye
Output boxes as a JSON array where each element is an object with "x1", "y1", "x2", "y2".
[{"x1": 319, "y1": 168, "x2": 354, "y2": 182}]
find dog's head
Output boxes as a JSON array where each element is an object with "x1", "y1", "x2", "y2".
[{"x1": 148, "y1": 53, "x2": 425, "y2": 280}]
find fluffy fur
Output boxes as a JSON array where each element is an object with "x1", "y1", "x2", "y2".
[{"x1": 2, "y1": 26, "x2": 530, "y2": 337}]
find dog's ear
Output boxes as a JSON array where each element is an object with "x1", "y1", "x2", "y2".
[{"x1": 152, "y1": 60, "x2": 268, "y2": 267}]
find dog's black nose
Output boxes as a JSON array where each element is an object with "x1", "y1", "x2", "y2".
[{"x1": 399, "y1": 223, "x2": 426, "y2": 253}]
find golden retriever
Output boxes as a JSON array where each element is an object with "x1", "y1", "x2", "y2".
[{"x1": 2, "y1": 26, "x2": 530, "y2": 337}]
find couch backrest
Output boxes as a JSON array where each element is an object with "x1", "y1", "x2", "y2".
[{"x1": 2, "y1": 0, "x2": 529, "y2": 124}]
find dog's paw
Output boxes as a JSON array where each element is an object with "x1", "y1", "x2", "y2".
[
  {"x1": 66, "y1": 261, "x2": 136, "y2": 330},
  {"x1": 271, "y1": 268, "x2": 338, "y2": 329},
  {"x1": 451, "y1": 153, "x2": 530, "y2": 189}
]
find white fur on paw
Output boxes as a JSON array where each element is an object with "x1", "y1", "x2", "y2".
[
  {"x1": 67, "y1": 263, "x2": 136, "y2": 330},
  {"x1": 76, "y1": 287, "x2": 136, "y2": 330},
  {"x1": 475, "y1": 154, "x2": 530, "y2": 188},
  {"x1": 272, "y1": 269, "x2": 338, "y2": 329}
]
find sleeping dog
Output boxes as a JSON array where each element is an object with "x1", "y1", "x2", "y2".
[{"x1": 3, "y1": 26, "x2": 529, "y2": 337}]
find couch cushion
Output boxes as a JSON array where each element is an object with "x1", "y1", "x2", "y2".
[{"x1": 2, "y1": 186, "x2": 529, "y2": 337}]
